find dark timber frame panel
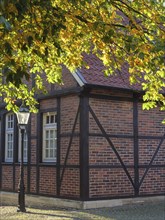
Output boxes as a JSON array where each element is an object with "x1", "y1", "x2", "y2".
[
  {"x1": 30, "y1": 95, "x2": 81, "y2": 199},
  {"x1": 0, "y1": 89, "x2": 164, "y2": 200},
  {"x1": 87, "y1": 92, "x2": 165, "y2": 199},
  {"x1": 80, "y1": 95, "x2": 89, "y2": 200},
  {"x1": 0, "y1": 111, "x2": 31, "y2": 193},
  {"x1": 56, "y1": 97, "x2": 61, "y2": 196},
  {"x1": 59, "y1": 102, "x2": 80, "y2": 194},
  {"x1": 139, "y1": 134, "x2": 165, "y2": 188},
  {"x1": 36, "y1": 106, "x2": 58, "y2": 196},
  {"x1": 133, "y1": 94, "x2": 139, "y2": 196},
  {"x1": 89, "y1": 105, "x2": 135, "y2": 190}
]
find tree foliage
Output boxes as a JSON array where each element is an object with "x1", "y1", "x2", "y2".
[{"x1": 0, "y1": 0, "x2": 165, "y2": 113}]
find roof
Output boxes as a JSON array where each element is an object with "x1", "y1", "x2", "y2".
[{"x1": 74, "y1": 53, "x2": 142, "y2": 92}]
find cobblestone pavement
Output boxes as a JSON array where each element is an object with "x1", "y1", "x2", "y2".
[
  {"x1": 82, "y1": 201, "x2": 165, "y2": 220},
  {"x1": 1, "y1": 200, "x2": 165, "y2": 220}
]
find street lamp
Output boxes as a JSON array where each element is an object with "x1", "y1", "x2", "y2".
[{"x1": 16, "y1": 104, "x2": 30, "y2": 212}]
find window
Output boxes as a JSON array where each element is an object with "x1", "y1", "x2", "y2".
[
  {"x1": 18, "y1": 130, "x2": 28, "y2": 162},
  {"x1": 43, "y1": 112, "x2": 57, "y2": 162},
  {"x1": 5, "y1": 113, "x2": 14, "y2": 162}
]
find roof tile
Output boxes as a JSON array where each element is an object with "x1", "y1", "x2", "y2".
[{"x1": 79, "y1": 53, "x2": 142, "y2": 91}]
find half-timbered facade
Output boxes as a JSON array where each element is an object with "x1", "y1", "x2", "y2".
[{"x1": 0, "y1": 55, "x2": 164, "y2": 205}]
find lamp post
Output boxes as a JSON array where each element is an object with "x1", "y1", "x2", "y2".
[{"x1": 16, "y1": 104, "x2": 30, "y2": 212}]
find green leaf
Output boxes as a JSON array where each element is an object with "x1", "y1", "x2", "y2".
[
  {"x1": 0, "y1": 15, "x2": 11, "y2": 31},
  {"x1": 4, "y1": 42, "x2": 12, "y2": 56}
]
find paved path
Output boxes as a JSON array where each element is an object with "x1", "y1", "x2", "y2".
[
  {"x1": 82, "y1": 201, "x2": 165, "y2": 220},
  {"x1": 1, "y1": 200, "x2": 165, "y2": 220}
]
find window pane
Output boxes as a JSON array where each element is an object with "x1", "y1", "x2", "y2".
[
  {"x1": 43, "y1": 112, "x2": 57, "y2": 162},
  {"x1": 53, "y1": 149, "x2": 56, "y2": 157},
  {"x1": 46, "y1": 149, "x2": 49, "y2": 158},
  {"x1": 50, "y1": 140, "x2": 54, "y2": 148},
  {"x1": 46, "y1": 116, "x2": 49, "y2": 124},
  {"x1": 8, "y1": 150, "x2": 12, "y2": 158},
  {"x1": 50, "y1": 130, "x2": 55, "y2": 138},
  {"x1": 7, "y1": 114, "x2": 14, "y2": 129},
  {"x1": 45, "y1": 140, "x2": 49, "y2": 148},
  {"x1": 5, "y1": 114, "x2": 14, "y2": 162},
  {"x1": 50, "y1": 115, "x2": 54, "y2": 123},
  {"x1": 50, "y1": 149, "x2": 54, "y2": 157},
  {"x1": 18, "y1": 130, "x2": 28, "y2": 162},
  {"x1": 46, "y1": 130, "x2": 49, "y2": 139},
  {"x1": 10, "y1": 121, "x2": 13, "y2": 128},
  {"x1": 8, "y1": 134, "x2": 10, "y2": 141},
  {"x1": 24, "y1": 150, "x2": 27, "y2": 159},
  {"x1": 10, "y1": 114, "x2": 13, "y2": 121}
]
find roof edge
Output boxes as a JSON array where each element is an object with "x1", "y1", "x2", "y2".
[
  {"x1": 72, "y1": 70, "x2": 87, "y2": 87},
  {"x1": 84, "y1": 83, "x2": 143, "y2": 94}
]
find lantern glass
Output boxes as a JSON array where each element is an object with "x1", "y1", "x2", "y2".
[{"x1": 16, "y1": 105, "x2": 30, "y2": 125}]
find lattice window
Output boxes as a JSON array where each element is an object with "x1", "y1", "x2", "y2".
[
  {"x1": 5, "y1": 113, "x2": 14, "y2": 162},
  {"x1": 43, "y1": 112, "x2": 57, "y2": 162}
]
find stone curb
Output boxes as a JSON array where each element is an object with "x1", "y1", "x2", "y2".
[{"x1": 0, "y1": 191, "x2": 164, "y2": 209}]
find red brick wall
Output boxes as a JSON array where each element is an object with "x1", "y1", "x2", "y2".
[
  {"x1": 40, "y1": 99, "x2": 57, "y2": 110},
  {"x1": 31, "y1": 114, "x2": 37, "y2": 136},
  {"x1": 29, "y1": 95, "x2": 80, "y2": 198},
  {"x1": 89, "y1": 169, "x2": 134, "y2": 197},
  {"x1": 30, "y1": 167, "x2": 37, "y2": 193},
  {"x1": 60, "y1": 168, "x2": 80, "y2": 198},
  {"x1": 60, "y1": 95, "x2": 80, "y2": 133},
  {"x1": 138, "y1": 103, "x2": 165, "y2": 195},
  {"x1": 138, "y1": 139, "x2": 165, "y2": 165},
  {"x1": 30, "y1": 139, "x2": 37, "y2": 164},
  {"x1": 89, "y1": 98, "x2": 133, "y2": 135},
  {"x1": 139, "y1": 168, "x2": 165, "y2": 195},
  {"x1": 59, "y1": 95, "x2": 80, "y2": 197},
  {"x1": 60, "y1": 137, "x2": 79, "y2": 165},
  {"x1": 2, "y1": 166, "x2": 13, "y2": 190},
  {"x1": 89, "y1": 137, "x2": 134, "y2": 166},
  {"x1": 0, "y1": 67, "x2": 81, "y2": 198},
  {"x1": 88, "y1": 94, "x2": 165, "y2": 199},
  {"x1": 14, "y1": 166, "x2": 28, "y2": 192},
  {"x1": 89, "y1": 97, "x2": 134, "y2": 198},
  {"x1": 138, "y1": 103, "x2": 165, "y2": 136},
  {"x1": 1, "y1": 87, "x2": 164, "y2": 200},
  {"x1": 39, "y1": 167, "x2": 56, "y2": 195}
]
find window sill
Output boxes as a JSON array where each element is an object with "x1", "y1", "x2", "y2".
[
  {"x1": 39, "y1": 162, "x2": 57, "y2": 166},
  {"x1": 1, "y1": 162, "x2": 13, "y2": 165}
]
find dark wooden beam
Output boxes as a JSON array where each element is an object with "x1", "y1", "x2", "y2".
[
  {"x1": 0, "y1": 114, "x2": 3, "y2": 190},
  {"x1": 80, "y1": 95, "x2": 89, "y2": 200},
  {"x1": 59, "y1": 104, "x2": 80, "y2": 189},
  {"x1": 89, "y1": 93, "x2": 134, "y2": 102},
  {"x1": 139, "y1": 133, "x2": 165, "y2": 188},
  {"x1": 89, "y1": 105, "x2": 135, "y2": 190},
  {"x1": 36, "y1": 113, "x2": 41, "y2": 194},
  {"x1": 27, "y1": 117, "x2": 31, "y2": 193},
  {"x1": 133, "y1": 93, "x2": 139, "y2": 196},
  {"x1": 56, "y1": 97, "x2": 61, "y2": 196},
  {"x1": 0, "y1": 113, "x2": 7, "y2": 189},
  {"x1": 37, "y1": 87, "x2": 83, "y2": 100},
  {"x1": 13, "y1": 115, "x2": 18, "y2": 191}
]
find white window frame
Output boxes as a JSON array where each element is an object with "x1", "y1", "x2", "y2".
[
  {"x1": 42, "y1": 112, "x2": 57, "y2": 162},
  {"x1": 18, "y1": 130, "x2": 28, "y2": 163},
  {"x1": 5, "y1": 113, "x2": 14, "y2": 162}
]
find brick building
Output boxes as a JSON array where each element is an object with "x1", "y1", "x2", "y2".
[{"x1": 0, "y1": 54, "x2": 164, "y2": 206}]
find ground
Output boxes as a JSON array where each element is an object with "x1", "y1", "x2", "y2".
[{"x1": 0, "y1": 201, "x2": 165, "y2": 220}]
